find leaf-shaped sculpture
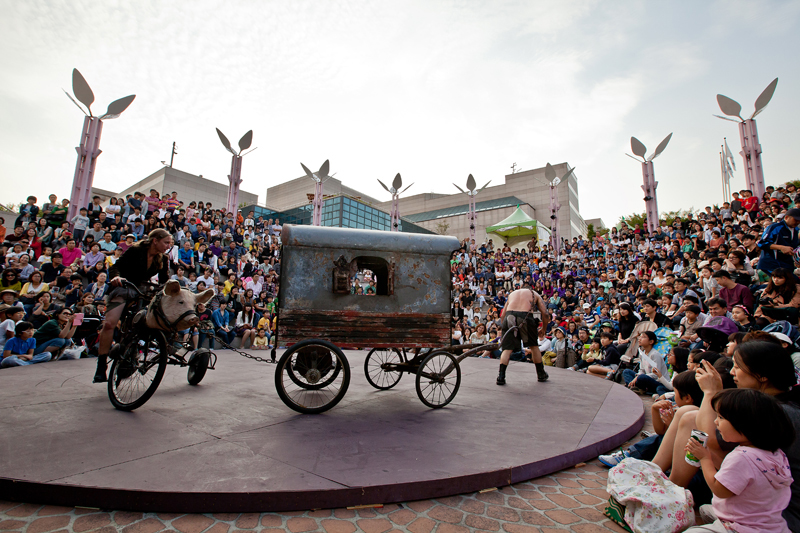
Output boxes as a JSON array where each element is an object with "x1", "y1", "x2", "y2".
[
  {"x1": 318, "y1": 160, "x2": 330, "y2": 179},
  {"x1": 560, "y1": 166, "x2": 575, "y2": 182},
  {"x1": 392, "y1": 173, "x2": 402, "y2": 191},
  {"x1": 716, "y1": 94, "x2": 743, "y2": 120},
  {"x1": 238, "y1": 130, "x2": 253, "y2": 152},
  {"x1": 545, "y1": 163, "x2": 556, "y2": 182},
  {"x1": 400, "y1": 183, "x2": 414, "y2": 194},
  {"x1": 713, "y1": 114, "x2": 741, "y2": 123},
  {"x1": 648, "y1": 133, "x2": 673, "y2": 161},
  {"x1": 752, "y1": 78, "x2": 778, "y2": 119},
  {"x1": 63, "y1": 89, "x2": 88, "y2": 115},
  {"x1": 98, "y1": 94, "x2": 136, "y2": 120},
  {"x1": 630, "y1": 137, "x2": 647, "y2": 159},
  {"x1": 216, "y1": 128, "x2": 236, "y2": 155},
  {"x1": 480, "y1": 180, "x2": 492, "y2": 191},
  {"x1": 300, "y1": 163, "x2": 314, "y2": 178},
  {"x1": 377, "y1": 179, "x2": 391, "y2": 193},
  {"x1": 72, "y1": 69, "x2": 94, "y2": 115},
  {"x1": 453, "y1": 183, "x2": 468, "y2": 194},
  {"x1": 466, "y1": 174, "x2": 476, "y2": 192}
]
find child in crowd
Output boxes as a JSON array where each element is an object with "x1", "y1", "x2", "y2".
[
  {"x1": 569, "y1": 340, "x2": 601, "y2": 372},
  {"x1": 1, "y1": 321, "x2": 49, "y2": 367},
  {"x1": 252, "y1": 328, "x2": 270, "y2": 350},
  {"x1": 684, "y1": 389, "x2": 794, "y2": 532}
]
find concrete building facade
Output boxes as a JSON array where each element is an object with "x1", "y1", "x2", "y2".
[
  {"x1": 379, "y1": 163, "x2": 586, "y2": 243},
  {"x1": 262, "y1": 163, "x2": 586, "y2": 243},
  {"x1": 114, "y1": 167, "x2": 258, "y2": 211}
]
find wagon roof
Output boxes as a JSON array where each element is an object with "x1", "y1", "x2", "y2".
[{"x1": 281, "y1": 225, "x2": 460, "y2": 256}]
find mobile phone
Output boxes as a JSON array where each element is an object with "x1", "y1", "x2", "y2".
[{"x1": 73, "y1": 312, "x2": 84, "y2": 326}]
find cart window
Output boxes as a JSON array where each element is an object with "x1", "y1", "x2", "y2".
[{"x1": 352, "y1": 256, "x2": 392, "y2": 296}]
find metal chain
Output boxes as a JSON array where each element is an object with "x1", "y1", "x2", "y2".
[{"x1": 207, "y1": 332, "x2": 276, "y2": 364}]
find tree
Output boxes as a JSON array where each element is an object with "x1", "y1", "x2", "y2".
[
  {"x1": 618, "y1": 212, "x2": 646, "y2": 230},
  {"x1": 587, "y1": 224, "x2": 596, "y2": 240},
  {"x1": 434, "y1": 221, "x2": 450, "y2": 235}
]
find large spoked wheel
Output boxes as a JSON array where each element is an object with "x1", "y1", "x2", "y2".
[
  {"x1": 275, "y1": 339, "x2": 350, "y2": 414},
  {"x1": 415, "y1": 351, "x2": 461, "y2": 409},
  {"x1": 108, "y1": 330, "x2": 168, "y2": 411},
  {"x1": 187, "y1": 349, "x2": 211, "y2": 385},
  {"x1": 364, "y1": 348, "x2": 405, "y2": 390}
]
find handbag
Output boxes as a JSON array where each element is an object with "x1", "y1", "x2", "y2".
[{"x1": 607, "y1": 458, "x2": 695, "y2": 533}]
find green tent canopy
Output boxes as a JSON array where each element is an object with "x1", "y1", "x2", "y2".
[{"x1": 485, "y1": 206, "x2": 550, "y2": 247}]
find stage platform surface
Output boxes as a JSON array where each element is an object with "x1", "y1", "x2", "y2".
[{"x1": 0, "y1": 350, "x2": 643, "y2": 512}]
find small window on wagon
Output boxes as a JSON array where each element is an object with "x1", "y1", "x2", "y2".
[
  {"x1": 332, "y1": 256, "x2": 393, "y2": 296},
  {"x1": 353, "y1": 257, "x2": 391, "y2": 296}
]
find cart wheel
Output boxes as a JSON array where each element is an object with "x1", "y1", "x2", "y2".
[
  {"x1": 364, "y1": 348, "x2": 405, "y2": 390},
  {"x1": 275, "y1": 339, "x2": 350, "y2": 414},
  {"x1": 415, "y1": 350, "x2": 461, "y2": 409},
  {"x1": 187, "y1": 348, "x2": 211, "y2": 385},
  {"x1": 108, "y1": 330, "x2": 168, "y2": 411}
]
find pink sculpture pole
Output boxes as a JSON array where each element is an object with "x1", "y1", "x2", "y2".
[
  {"x1": 640, "y1": 161, "x2": 659, "y2": 234},
  {"x1": 738, "y1": 119, "x2": 764, "y2": 198},
  {"x1": 68, "y1": 116, "x2": 104, "y2": 222},
  {"x1": 301, "y1": 160, "x2": 330, "y2": 227},
  {"x1": 216, "y1": 129, "x2": 254, "y2": 215},
  {"x1": 226, "y1": 153, "x2": 243, "y2": 215},
  {"x1": 714, "y1": 78, "x2": 777, "y2": 201},
  {"x1": 627, "y1": 134, "x2": 672, "y2": 234},
  {"x1": 378, "y1": 174, "x2": 413, "y2": 232},
  {"x1": 549, "y1": 184, "x2": 561, "y2": 255},
  {"x1": 314, "y1": 178, "x2": 323, "y2": 226},
  {"x1": 453, "y1": 174, "x2": 490, "y2": 241},
  {"x1": 63, "y1": 68, "x2": 135, "y2": 223}
]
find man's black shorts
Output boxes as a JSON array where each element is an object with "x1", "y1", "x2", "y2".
[{"x1": 501, "y1": 311, "x2": 539, "y2": 352}]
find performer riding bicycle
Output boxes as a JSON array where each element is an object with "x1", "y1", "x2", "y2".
[{"x1": 94, "y1": 228, "x2": 173, "y2": 383}]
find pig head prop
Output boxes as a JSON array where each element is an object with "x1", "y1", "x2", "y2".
[{"x1": 147, "y1": 280, "x2": 215, "y2": 331}]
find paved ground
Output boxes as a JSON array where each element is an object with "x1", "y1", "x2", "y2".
[{"x1": 0, "y1": 391, "x2": 653, "y2": 532}]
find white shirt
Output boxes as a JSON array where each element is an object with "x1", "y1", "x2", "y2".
[{"x1": 246, "y1": 279, "x2": 263, "y2": 295}]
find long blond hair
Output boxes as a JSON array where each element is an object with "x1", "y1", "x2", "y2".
[{"x1": 133, "y1": 228, "x2": 171, "y2": 268}]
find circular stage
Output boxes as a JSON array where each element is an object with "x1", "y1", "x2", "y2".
[{"x1": 0, "y1": 350, "x2": 643, "y2": 512}]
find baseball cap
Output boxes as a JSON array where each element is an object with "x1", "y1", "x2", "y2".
[
  {"x1": 771, "y1": 332, "x2": 792, "y2": 345},
  {"x1": 583, "y1": 303, "x2": 590, "y2": 309},
  {"x1": 787, "y1": 208, "x2": 800, "y2": 219}
]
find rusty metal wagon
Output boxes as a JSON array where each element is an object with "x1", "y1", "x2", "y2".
[{"x1": 273, "y1": 224, "x2": 479, "y2": 414}]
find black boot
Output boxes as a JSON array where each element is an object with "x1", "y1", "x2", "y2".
[
  {"x1": 535, "y1": 362, "x2": 549, "y2": 382},
  {"x1": 93, "y1": 355, "x2": 108, "y2": 383},
  {"x1": 496, "y1": 363, "x2": 507, "y2": 385}
]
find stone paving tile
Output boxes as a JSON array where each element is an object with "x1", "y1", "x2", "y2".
[{"x1": 0, "y1": 396, "x2": 661, "y2": 532}]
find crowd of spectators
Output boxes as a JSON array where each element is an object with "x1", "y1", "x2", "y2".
[
  {"x1": 1, "y1": 189, "x2": 283, "y2": 365},
  {"x1": 3, "y1": 181, "x2": 800, "y2": 529}
]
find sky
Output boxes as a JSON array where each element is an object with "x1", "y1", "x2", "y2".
[{"x1": 1, "y1": 0, "x2": 799, "y2": 226}]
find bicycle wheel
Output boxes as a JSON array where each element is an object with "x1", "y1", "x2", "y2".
[
  {"x1": 108, "y1": 329, "x2": 168, "y2": 411},
  {"x1": 415, "y1": 351, "x2": 461, "y2": 409},
  {"x1": 364, "y1": 347, "x2": 405, "y2": 390},
  {"x1": 275, "y1": 339, "x2": 350, "y2": 414},
  {"x1": 187, "y1": 349, "x2": 211, "y2": 385}
]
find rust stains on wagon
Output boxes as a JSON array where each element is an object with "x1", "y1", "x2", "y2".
[{"x1": 277, "y1": 225, "x2": 459, "y2": 349}]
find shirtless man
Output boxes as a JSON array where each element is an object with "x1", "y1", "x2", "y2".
[{"x1": 497, "y1": 285, "x2": 550, "y2": 385}]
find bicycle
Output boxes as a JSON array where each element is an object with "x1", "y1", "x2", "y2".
[{"x1": 105, "y1": 280, "x2": 215, "y2": 411}]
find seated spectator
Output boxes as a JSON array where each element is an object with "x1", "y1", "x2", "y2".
[
  {"x1": 32, "y1": 307, "x2": 77, "y2": 358},
  {"x1": 1, "y1": 321, "x2": 49, "y2": 367},
  {"x1": 623, "y1": 331, "x2": 668, "y2": 394},
  {"x1": 755, "y1": 267, "x2": 800, "y2": 324},
  {"x1": 712, "y1": 270, "x2": 754, "y2": 313}
]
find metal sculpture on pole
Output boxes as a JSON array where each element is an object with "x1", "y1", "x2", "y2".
[
  {"x1": 301, "y1": 160, "x2": 331, "y2": 226},
  {"x1": 626, "y1": 133, "x2": 672, "y2": 233},
  {"x1": 64, "y1": 68, "x2": 135, "y2": 223},
  {"x1": 719, "y1": 138, "x2": 736, "y2": 202},
  {"x1": 714, "y1": 78, "x2": 778, "y2": 200},
  {"x1": 544, "y1": 164, "x2": 574, "y2": 255},
  {"x1": 378, "y1": 173, "x2": 414, "y2": 231},
  {"x1": 216, "y1": 129, "x2": 254, "y2": 216},
  {"x1": 453, "y1": 174, "x2": 491, "y2": 241}
]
